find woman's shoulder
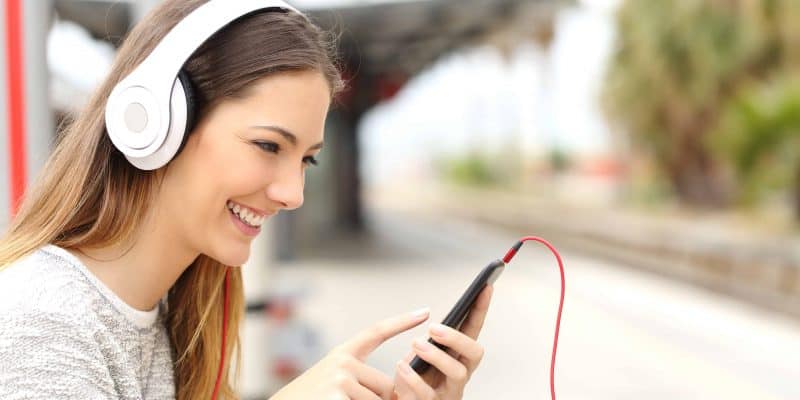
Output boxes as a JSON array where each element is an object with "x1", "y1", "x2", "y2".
[
  {"x1": 0, "y1": 244, "x2": 99, "y2": 326},
  {"x1": 0, "y1": 246, "x2": 118, "y2": 398},
  {"x1": 0, "y1": 244, "x2": 164, "y2": 331}
]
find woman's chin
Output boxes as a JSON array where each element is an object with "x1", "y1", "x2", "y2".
[{"x1": 208, "y1": 243, "x2": 251, "y2": 267}]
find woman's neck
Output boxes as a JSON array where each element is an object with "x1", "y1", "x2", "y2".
[{"x1": 71, "y1": 210, "x2": 198, "y2": 312}]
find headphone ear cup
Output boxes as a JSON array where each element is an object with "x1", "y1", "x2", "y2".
[
  {"x1": 176, "y1": 70, "x2": 197, "y2": 153},
  {"x1": 119, "y1": 72, "x2": 193, "y2": 170}
]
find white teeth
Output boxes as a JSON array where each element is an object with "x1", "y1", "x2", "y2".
[{"x1": 227, "y1": 201, "x2": 265, "y2": 228}]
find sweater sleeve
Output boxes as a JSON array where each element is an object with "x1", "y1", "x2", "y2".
[{"x1": 0, "y1": 310, "x2": 117, "y2": 399}]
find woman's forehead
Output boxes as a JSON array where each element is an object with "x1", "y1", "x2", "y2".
[{"x1": 214, "y1": 71, "x2": 330, "y2": 143}]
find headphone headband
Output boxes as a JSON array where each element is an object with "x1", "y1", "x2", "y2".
[{"x1": 105, "y1": 0, "x2": 303, "y2": 169}]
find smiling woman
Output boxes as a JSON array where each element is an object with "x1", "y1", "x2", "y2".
[
  {"x1": 161, "y1": 70, "x2": 332, "y2": 268},
  {"x1": 0, "y1": 2, "x2": 496, "y2": 400},
  {"x1": 0, "y1": 1, "x2": 342, "y2": 399}
]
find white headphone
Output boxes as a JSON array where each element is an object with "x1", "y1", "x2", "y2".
[{"x1": 104, "y1": 0, "x2": 303, "y2": 170}]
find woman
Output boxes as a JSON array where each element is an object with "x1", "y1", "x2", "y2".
[{"x1": 0, "y1": 0, "x2": 494, "y2": 399}]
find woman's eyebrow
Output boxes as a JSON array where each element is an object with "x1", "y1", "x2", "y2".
[{"x1": 250, "y1": 125, "x2": 324, "y2": 150}]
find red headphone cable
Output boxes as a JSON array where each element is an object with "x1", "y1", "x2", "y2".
[
  {"x1": 212, "y1": 237, "x2": 564, "y2": 400},
  {"x1": 502, "y1": 236, "x2": 565, "y2": 400}
]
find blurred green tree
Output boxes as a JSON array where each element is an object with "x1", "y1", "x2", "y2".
[
  {"x1": 602, "y1": 0, "x2": 800, "y2": 208},
  {"x1": 441, "y1": 153, "x2": 496, "y2": 187},
  {"x1": 712, "y1": 78, "x2": 800, "y2": 219}
]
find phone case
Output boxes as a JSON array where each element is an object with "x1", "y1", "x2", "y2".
[{"x1": 409, "y1": 259, "x2": 505, "y2": 374}]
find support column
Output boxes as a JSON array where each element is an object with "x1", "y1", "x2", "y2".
[
  {"x1": 1, "y1": 0, "x2": 52, "y2": 225},
  {"x1": 0, "y1": 1, "x2": 10, "y2": 228}
]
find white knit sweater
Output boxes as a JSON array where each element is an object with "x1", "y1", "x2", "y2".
[{"x1": 0, "y1": 244, "x2": 175, "y2": 399}]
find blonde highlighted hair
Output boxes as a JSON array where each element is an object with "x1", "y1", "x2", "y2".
[{"x1": 0, "y1": 1, "x2": 343, "y2": 398}]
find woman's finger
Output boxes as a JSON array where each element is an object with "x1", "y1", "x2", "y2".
[
  {"x1": 392, "y1": 366, "x2": 414, "y2": 400},
  {"x1": 395, "y1": 361, "x2": 438, "y2": 400},
  {"x1": 458, "y1": 284, "x2": 493, "y2": 340},
  {"x1": 411, "y1": 337, "x2": 469, "y2": 388},
  {"x1": 347, "y1": 356, "x2": 395, "y2": 399},
  {"x1": 340, "y1": 373, "x2": 382, "y2": 400},
  {"x1": 427, "y1": 323, "x2": 484, "y2": 374},
  {"x1": 402, "y1": 349, "x2": 415, "y2": 364},
  {"x1": 337, "y1": 308, "x2": 430, "y2": 360}
]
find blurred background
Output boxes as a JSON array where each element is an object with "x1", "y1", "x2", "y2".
[{"x1": 1, "y1": 0, "x2": 799, "y2": 398}]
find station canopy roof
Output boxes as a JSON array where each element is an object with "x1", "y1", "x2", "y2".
[{"x1": 55, "y1": 0, "x2": 560, "y2": 77}]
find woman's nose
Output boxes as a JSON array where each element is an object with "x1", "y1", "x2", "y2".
[{"x1": 266, "y1": 169, "x2": 304, "y2": 211}]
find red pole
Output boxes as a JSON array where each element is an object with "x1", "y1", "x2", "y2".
[{"x1": 5, "y1": 0, "x2": 26, "y2": 216}]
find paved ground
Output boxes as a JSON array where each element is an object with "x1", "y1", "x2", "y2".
[{"x1": 265, "y1": 208, "x2": 800, "y2": 399}]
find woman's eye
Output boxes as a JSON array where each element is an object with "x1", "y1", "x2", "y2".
[
  {"x1": 255, "y1": 141, "x2": 279, "y2": 153},
  {"x1": 255, "y1": 141, "x2": 318, "y2": 167},
  {"x1": 303, "y1": 156, "x2": 319, "y2": 167}
]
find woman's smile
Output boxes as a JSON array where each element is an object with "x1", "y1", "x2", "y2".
[{"x1": 226, "y1": 200, "x2": 273, "y2": 236}]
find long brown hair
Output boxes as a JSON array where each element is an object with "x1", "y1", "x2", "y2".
[{"x1": 0, "y1": 1, "x2": 343, "y2": 399}]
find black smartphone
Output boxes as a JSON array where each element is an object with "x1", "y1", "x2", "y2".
[{"x1": 409, "y1": 259, "x2": 505, "y2": 374}]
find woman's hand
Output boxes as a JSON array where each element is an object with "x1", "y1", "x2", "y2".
[
  {"x1": 270, "y1": 308, "x2": 431, "y2": 400},
  {"x1": 392, "y1": 284, "x2": 494, "y2": 400}
]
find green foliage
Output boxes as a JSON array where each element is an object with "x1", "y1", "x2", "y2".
[
  {"x1": 602, "y1": 0, "x2": 799, "y2": 207},
  {"x1": 440, "y1": 153, "x2": 496, "y2": 187},
  {"x1": 548, "y1": 148, "x2": 571, "y2": 173},
  {"x1": 712, "y1": 78, "x2": 800, "y2": 204},
  {"x1": 438, "y1": 150, "x2": 523, "y2": 188}
]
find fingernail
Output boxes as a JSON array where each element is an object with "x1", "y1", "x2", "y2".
[
  {"x1": 409, "y1": 307, "x2": 430, "y2": 319},
  {"x1": 397, "y1": 361, "x2": 414, "y2": 375},
  {"x1": 413, "y1": 338, "x2": 434, "y2": 352},
  {"x1": 429, "y1": 323, "x2": 447, "y2": 337}
]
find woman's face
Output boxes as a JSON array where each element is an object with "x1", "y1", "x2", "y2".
[{"x1": 159, "y1": 70, "x2": 331, "y2": 266}]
